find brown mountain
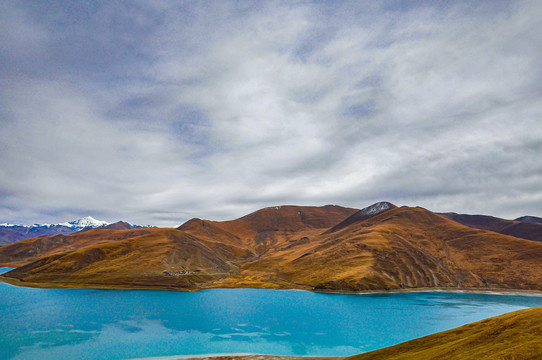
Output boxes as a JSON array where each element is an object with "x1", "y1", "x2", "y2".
[
  {"x1": 441, "y1": 212, "x2": 542, "y2": 243},
  {"x1": 347, "y1": 306, "x2": 542, "y2": 360},
  {"x1": 0, "y1": 205, "x2": 357, "y2": 289},
  {"x1": 2, "y1": 203, "x2": 542, "y2": 293},
  {"x1": 101, "y1": 221, "x2": 137, "y2": 230},
  {"x1": 0, "y1": 227, "x2": 254, "y2": 289},
  {"x1": 324, "y1": 201, "x2": 396, "y2": 233},
  {"x1": 0, "y1": 224, "x2": 77, "y2": 246},
  {"x1": 231, "y1": 205, "x2": 542, "y2": 291},
  {"x1": 0, "y1": 228, "x2": 156, "y2": 266},
  {"x1": 179, "y1": 205, "x2": 359, "y2": 254},
  {"x1": 516, "y1": 215, "x2": 542, "y2": 224},
  {"x1": 0, "y1": 227, "x2": 28, "y2": 246}
]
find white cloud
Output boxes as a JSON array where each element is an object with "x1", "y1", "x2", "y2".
[{"x1": 1, "y1": 1, "x2": 541, "y2": 226}]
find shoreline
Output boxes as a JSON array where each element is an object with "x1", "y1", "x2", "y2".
[
  {"x1": 124, "y1": 355, "x2": 343, "y2": 360},
  {"x1": 2, "y1": 274, "x2": 542, "y2": 297}
]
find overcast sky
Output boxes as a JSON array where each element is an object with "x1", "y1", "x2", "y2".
[{"x1": 1, "y1": 0, "x2": 541, "y2": 227}]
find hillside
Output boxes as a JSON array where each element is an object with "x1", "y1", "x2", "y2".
[
  {"x1": 324, "y1": 202, "x2": 397, "y2": 233},
  {"x1": 0, "y1": 205, "x2": 357, "y2": 289},
  {"x1": 516, "y1": 215, "x2": 542, "y2": 224},
  {"x1": 346, "y1": 306, "x2": 542, "y2": 360},
  {"x1": 441, "y1": 212, "x2": 542, "y2": 243},
  {"x1": 230, "y1": 206, "x2": 542, "y2": 291},
  {"x1": 1, "y1": 228, "x2": 254, "y2": 289},
  {"x1": 0, "y1": 224, "x2": 76, "y2": 246},
  {"x1": 0, "y1": 228, "x2": 157, "y2": 267},
  {"x1": 179, "y1": 205, "x2": 359, "y2": 254},
  {"x1": 2, "y1": 203, "x2": 542, "y2": 292}
]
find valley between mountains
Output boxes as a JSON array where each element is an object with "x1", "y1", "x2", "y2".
[{"x1": 2, "y1": 202, "x2": 542, "y2": 293}]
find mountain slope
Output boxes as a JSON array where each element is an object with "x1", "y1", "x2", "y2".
[
  {"x1": 441, "y1": 212, "x2": 542, "y2": 243},
  {"x1": 102, "y1": 221, "x2": 139, "y2": 230},
  {"x1": 0, "y1": 228, "x2": 157, "y2": 266},
  {"x1": 179, "y1": 205, "x2": 359, "y2": 254},
  {"x1": 347, "y1": 306, "x2": 542, "y2": 360},
  {"x1": 325, "y1": 202, "x2": 396, "y2": 233},
  {"x1": 230, "y1": 206, "x2": 542, "y2": 291},
  {"x1": 2, "y1": 228, "x2": 253, "y2": 289},
  {"x1": 3, "y1": 204, "x2": 542, "y2": 292},
  {"x1": 516, "y1": 215, "x2": 542, "y2": 224},
  {"x1": 0, "y1": 224, "x2": 76, "y2": 246},
  {"x1": 0, "y1": 205, "x2": 357, "y2": 289}
]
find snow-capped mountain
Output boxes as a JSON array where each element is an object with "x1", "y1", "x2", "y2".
[
  {"x1": 0, "y1": 217, "x2": 150, "y2": 246},
  {"x1": 58, "y1": 216, "x2": 110, "y2": 229},
  {"x1": 1, "y1": 216, "x2": 109, "y2": 229},
  {"x1": 356, "y1": 201, "x2": 394, "y2": 217}
]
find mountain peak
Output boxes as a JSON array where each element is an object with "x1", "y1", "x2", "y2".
[
  {"x1": 325, "y1": 201, "x2": 397, "y2": 233},
  {"x1": 515, "y1": 216, "x2": 542, "y2": 224},
  {"x1": 65, "y1": 216, "x2": 109, "y2": 228},
  {"x1": 357, "y1": 201, "x2": 395, "y2": 217}
]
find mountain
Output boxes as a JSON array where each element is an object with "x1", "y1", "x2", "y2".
[
  {"x1": 0, "y1": 224, "x2": 76, "y2": 246},
  {"x1": 0, "y1": 228, "x2": 156, "y2": 267},
  {"x1": 2, "y1": 203, "x2": 542, "y2": 293},
  {"x1": 0, "y1": 216, "x2": 109, "y2": 230},
  {"x1": 178, "y1": 205, "x2": 359, "y2": 254},
  {"x1": 441, "y1": 212, "x2": 542, "y2": 243},
  {"x1": 347, "y1": 306, "x2": 542, "y2": 360},
  {"x1": 516, "y1": 215, "x2": 542, "y2": 224},
  {"x1": 238, "y1": 205, "x2": 542, "y2": 291},
  {"x1": 102, "y1": 221, "x2": 138, "y2": 230},
  {"x1": 0, "y1": 217, "x2": 150, "y2": 246},
  {"x1": 0, "y1": 205, "x2": 357, "y2": 288},
  {"x1": 324, "y1": 201, "x2": 396, "y2": 233},
  {"x1": 0, "y1": 227, "x2": 253, "y2": 289},
  {"x1": 59, "y1": 216, "x2": 109, "y2": 228}
]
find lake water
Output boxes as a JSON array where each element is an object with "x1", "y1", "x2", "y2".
[{"x1": 2, "y1": 267, "x2": 542, "y2": 360}]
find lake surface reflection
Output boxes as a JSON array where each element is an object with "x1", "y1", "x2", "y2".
[{"x1": 2, "y1": 267, "x2": 542, "y2": 360}]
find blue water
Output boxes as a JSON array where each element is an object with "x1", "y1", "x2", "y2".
[{"x1": 2, "y1": 267, "x2": 542, "y2": 360}]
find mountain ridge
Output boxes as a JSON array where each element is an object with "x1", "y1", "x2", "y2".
[
  {"x1": 2, "y1": 202, "x2": 542, "y2": 294},
  {"x1": 0, "y1": 217, "x2": 153, "y2": 246},
  {"x1": 515, "y1": 215, "x2": 542, "y2": 224},
  {"x1": 441, "y1": 212, "x2": 542, "y2": 243},
  {"x1": 1, "y1": 215, "x2": 109, "y2": 229}
]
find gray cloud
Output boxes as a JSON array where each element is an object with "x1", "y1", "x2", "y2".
[{"x1": 1, "y1": 0, "x2": 541, "y2": 226}]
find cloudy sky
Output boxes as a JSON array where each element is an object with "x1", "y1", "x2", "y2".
[{"x1": 1, "y1": 0, "x2": 541, "y2": 226}]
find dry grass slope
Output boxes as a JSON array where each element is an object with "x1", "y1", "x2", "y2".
[
  {"x1": 236, "y1": 206, "x2": 542, "y2": 291},
  {"x1": 346, "y1": 306, "x2": 542, "y2": 360},
  {"x1": 1, "y1": 228, "x2": 254, "y2": 289},
  {"x1": 2, "y1": 204, "x2": 542, "y2": 293}
]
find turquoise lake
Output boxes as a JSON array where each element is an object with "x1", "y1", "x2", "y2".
[{"x1": 2, "y1": 267, "x2": 542, "y2": 360}]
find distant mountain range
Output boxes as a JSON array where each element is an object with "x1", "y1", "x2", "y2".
[
  {"x1": 0, "y1": 216, "x2": 152, "y2": 245},
  {"x1": 1, "y1": 202, "x2": 542, "y2": 293},
  {"x1": 439, "y1": 212, "x2": 542, "y2": 243},
  {"x1": 515, "y1": 215, "x2": 542, "y2": 224}
]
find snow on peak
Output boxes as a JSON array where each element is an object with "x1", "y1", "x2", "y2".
[
  {"x1": 1, "y1": 216, "x2": 109, "y2": 229},
  {"x1": 0, "y1": 223, "x2": 22, "y2": 227},
  {"x1": 358, "y1": 202, "x2": 393, "y2": 217},
  {"x1": 67, "y1": 216, "x2": 109, "y2": 228}
]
